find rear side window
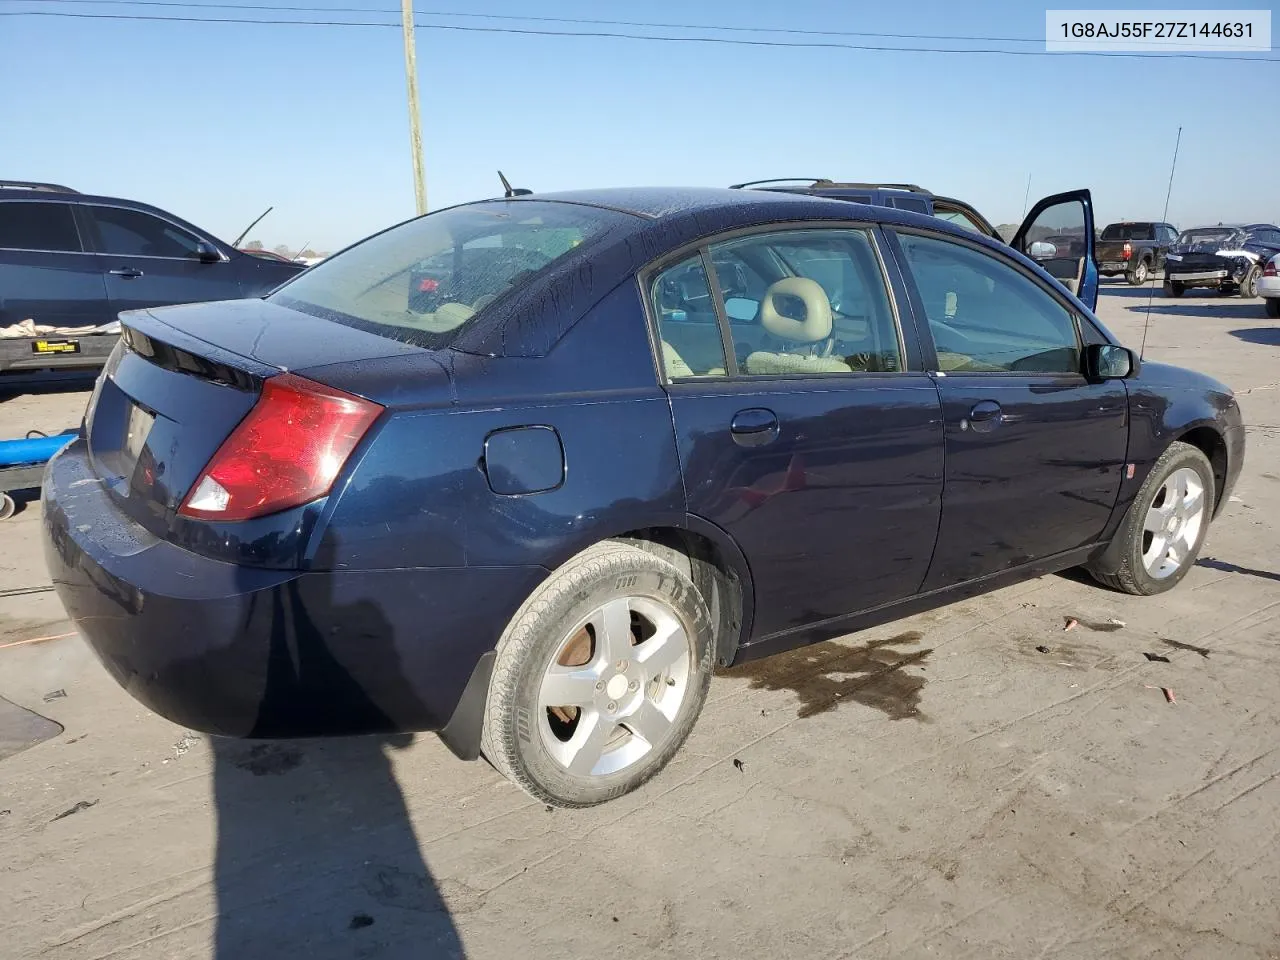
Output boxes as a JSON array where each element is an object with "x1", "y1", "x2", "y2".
[
  {"x1": 897, "y1": 232, "x2": 1080, "y2": 375},
  {"x1": 89, "y1": 206, "x2": 205, "y2": 258},
  {"x1": 652, "y1": 256, "x2": 728, "y2": 379},
  {"x1": 710, "y1": 228, "x2": 902, "y2": 376},
  {"x1": 888, "y1": 196, "x2": 930, "y2": 214},
  {"x1": 271, "y1": 201, "x2": 629, "y2": 349},
  {"x1": 0, "y1": 201, "x2": 82, "y2": 252}
]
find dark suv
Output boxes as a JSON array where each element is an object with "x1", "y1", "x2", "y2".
[
  {"x1": 1097, "y1": 221, "x2": 1178, "y2": 285},
  {"x1": 735, "y1": 179, "x2": 1099, "y2": 311},
  {"x1": 0, "y1": 181, "x2": 305, "y2": 382}
]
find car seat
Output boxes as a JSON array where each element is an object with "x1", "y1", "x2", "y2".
[{"x1": 744, "y1": 278, "x2": 851, "y2": 375}]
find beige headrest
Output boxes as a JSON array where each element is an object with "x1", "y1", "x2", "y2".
[{"x1": 759, "y1": 277, "x2": 832, "y2": 342}]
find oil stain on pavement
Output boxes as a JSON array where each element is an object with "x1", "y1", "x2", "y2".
[{"x1": 724, "y1": 632, "x2": 931, "y2": 720}]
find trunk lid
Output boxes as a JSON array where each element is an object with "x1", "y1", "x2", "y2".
[{"x1": 83, "y1": 299, "x2": 431, "y2": 539}]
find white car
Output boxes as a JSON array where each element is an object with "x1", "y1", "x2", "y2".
[{"x1": 1259, "y1": 254, "x2": 1280, "y2": 319}]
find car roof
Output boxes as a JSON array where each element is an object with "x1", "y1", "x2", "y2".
[
  {"x1": 449, "y1": 187, "x2": 1023, "y2": 358},
  {"x1": 475, "y1": 186, "x2": 970, "y2": 235}
]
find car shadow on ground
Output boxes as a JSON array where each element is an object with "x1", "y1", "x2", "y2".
[
  {"x1": 1125, "y1": 302, "x2": 1265, "y2": 319},
  {"x1": 210, "y1": 559, "x2": 466, "y2": 959},
  {"x1": 1098, "y1": 283, "x2": 1168, "y2": 299},
  {"x1": 0, "y1": 374, "x2": 98, "y2": 402},
  {"x1": 1229, "y1": 328, "x2": 1280, "y2": 346}
]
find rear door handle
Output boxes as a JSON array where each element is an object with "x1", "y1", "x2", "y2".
[
  {"x1": 964, "y1": 400, "x2": 1003, "y2": 433},
  {"x1": 730, "y1": 408, "x2": 779, "y2": 447},
  {"x1": 109, "y1": 267, "x2": 144, "y2": 279}
]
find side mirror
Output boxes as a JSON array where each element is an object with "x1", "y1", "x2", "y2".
[
  {"x1": 1086, "y1": 343, "x2": 1137, "y2": 380},
  {"x1": 1028, "y1": 240, "x2": 1057, "y2": 259},
  {"x1": 195, "y1": 241, "x2": 223, "y2": 264}
]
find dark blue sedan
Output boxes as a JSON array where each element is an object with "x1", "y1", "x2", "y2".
[{"x1": 43, "y1": 188, "x2": 1244, "y2": 806}]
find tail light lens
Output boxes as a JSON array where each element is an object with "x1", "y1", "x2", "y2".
[
  {"x1": 1122, "y1": 241, "x2": 1132, "y2": 260},
  {"x1": 179, "y1": 373, "x2": 382, "y2": 521},
  {"x1": 1265, "y1": 258, "x2": 1278, "y2": 277}
]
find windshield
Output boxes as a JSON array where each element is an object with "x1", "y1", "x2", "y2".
[
  {"x1": 1101, "y1": 223, "x2": 1153, "y2": 241},
  {"x1": 1177, "y1": 228, "x2": 1240, "y2": 245},
  {"x1": 270, "y1": 201, "x2": 629, "y2": 348}
]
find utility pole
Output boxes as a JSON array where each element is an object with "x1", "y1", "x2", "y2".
[{"x1": 400, "y1": 0, "x2": 427, "y2": 214}]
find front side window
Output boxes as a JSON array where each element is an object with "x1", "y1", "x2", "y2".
[
  {"x1": 0, "y1": 201, "x2": 82, "y2": 252},
  {"x1": 272, "y1": 201, "x2": 628, "y2": 349},
  {"x1": 90, "y1": 206, "x2": 204, "y2": 258},
  {"x1": 705, "y1": 229, "x2": 902, "y2": 376},
  {"x1": 897, "y1": 232, "x2": 1081, "y2": 374}
]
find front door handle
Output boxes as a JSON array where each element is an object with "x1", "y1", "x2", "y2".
[
  {"x1": 109, "y1": 267, "x2": 144, "y2": 279},
  {"x1": 964, "y1": 400, "x2": 1003, "y2": 433},
  {"x1": 730, "y1": 408, "x2": 779, "y2": 447}
]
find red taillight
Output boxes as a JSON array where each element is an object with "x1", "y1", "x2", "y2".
[
  {"x1": 1265, "y1": 258, "x2": 1278, "y2": 277},
  {"x1": 179, "y1": 373, "x2": 382, "y2": 522},
  {"x1": 1122, "y1": 241, "x2": 1132, "y2": 260}
]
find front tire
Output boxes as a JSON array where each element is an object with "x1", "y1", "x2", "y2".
[
  {"x1": 480, "y1": 541, "x2": 715, "y2": 807},
  {"x1": 1164, "y1": 280, "x2": 1185, "y2": 298},
  {"x1": 1088, "y1": 441, "x2": 1215, "y2": 596},
  {"x1": 1126, "y1": 259, "x2": 1150, "y2": 285}
]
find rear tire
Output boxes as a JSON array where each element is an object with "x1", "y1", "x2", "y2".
[
  {"x1": 1238, "y1": 266, "x2": 1260, "y2": 299},
  {"x1": 480, "y1": 541, "x2": 715, "y2": 807},
  {"x1": 0, "y1": 493, "x2": 14, "y2": 521},
  {"x1": 1164, "y1": 280, "x2": 1185, "y2": 298},
  {"x1": 1087, "y1": 441, "x2": 1215, "y2": 596},
  {"x1": 1266, "y1": 297, "x2": 1280, "y2": 319},
  {"x1": 1126, "y1": 259, "x2": 1150, "y2": 285}
]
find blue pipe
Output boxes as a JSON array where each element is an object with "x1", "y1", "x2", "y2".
[{"x1": 0, "y1": 431, "x2": 77, "y2": 468}]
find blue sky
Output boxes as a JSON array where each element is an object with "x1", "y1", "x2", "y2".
[{"x1": 2, "y1": 0, "x2": 1276, "y2": 250}]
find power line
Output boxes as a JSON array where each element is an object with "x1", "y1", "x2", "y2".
[
  {"x1": 1, "y1": 0, "x2": 1045, "y2": 44},
  {"x1": 2, "y1": 7, "x2": 1277, "y2": 61}
]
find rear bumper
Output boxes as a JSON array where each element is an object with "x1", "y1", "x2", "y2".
[
  {"x1": 42, "y1": 439, "x2": 547, "y2": 739},
  {"x1": 0, "y1": 334, "x2": 118, "y2": 373},
  {"x1": 1168, "y1": 270, "x2": 1229, "y2": 283},
  {"x1": 1256, "y1": 276, "x2": 1280, "y2": 298}
]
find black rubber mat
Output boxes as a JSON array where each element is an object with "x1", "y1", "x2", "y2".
[{"x1": 0, "y1": 696, "x2": 63, "y2": 761}]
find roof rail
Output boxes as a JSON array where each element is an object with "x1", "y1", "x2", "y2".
[
  {"x1": 729, "y1": 178, "x2": 833, "y2": 190},
  {"x1": 732, "y1": 178, "x2": 934, "y2": 196},
  {"x1": 0, "y1": 180, "x2": 80, "y2": 194}
]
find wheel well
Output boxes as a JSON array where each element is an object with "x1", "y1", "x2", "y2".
[
  {"x1": 619, "y1": 528, "x2": 745, "y2": 666},
  {"x1": 1178, "y1": 426, "x2": 1228, "y2": 514}
]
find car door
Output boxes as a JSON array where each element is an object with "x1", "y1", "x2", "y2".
[
  {"x1": 647, "y1": 226, "x2": 945, "y2": 642},
  {"x1": 83, "y1": 204, "x2": 243, "y2": 315},
  {"x1": 0, "y1": 199, "x2": 110, "y2": 329},
  {"x1": 1156, "y1": 224, "x2": 1178, "y2": 271},
  {"x1": 885, "y1": 228, "x2": 1128, "y2": 590},
  {"x1": 1011, "y1": 189, "x2": 1098, "y2": 311}
]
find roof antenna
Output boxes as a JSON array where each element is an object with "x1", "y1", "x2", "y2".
[
  {"x1": 1139, "y1": 126, "x2": 1182, "y2": 361},
  {"x1": 498, "y1": 170, "x2": 531, "y2": 198}
]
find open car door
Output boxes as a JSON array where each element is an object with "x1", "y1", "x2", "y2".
[{"x1": 1011, "y1": 189, "x2": 1098, "y2": 311}]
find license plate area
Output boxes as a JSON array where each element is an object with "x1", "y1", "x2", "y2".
[{"x1": 31, "y1": 338, "x2": 81, "y2": 355}]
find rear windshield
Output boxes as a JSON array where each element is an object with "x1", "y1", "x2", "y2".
[
  {"x1": 1177, "y1": 228, "x2": 1240, "y2": 245},
  {"x1": 1101, "y1": 223, "x2": 1153, "y2": 241},
  {"x1": 270, "y1": 201, "x2": 629, "y2": 348}
]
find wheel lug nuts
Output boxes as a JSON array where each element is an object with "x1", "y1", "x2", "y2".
[
  {"x1": 615, "y1": 660, "x2": 628, "y2": 671},
  {"x1": 628, "y1": 679, "x2": 639, "y2": 691},
  {"x1": 607, "y1": 701, "x2": 617, "y2": 713},
  {"x1": 594, "y1": 681, "x2": 604, "y2": 691}
]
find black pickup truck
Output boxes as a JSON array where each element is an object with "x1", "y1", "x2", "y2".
[
  {"x1": 1096, "y1": 221, "x2": 1178, "y2": 285},
  {"x1": 1, "y1": 181, "x2": 304, "y2": 386}
]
